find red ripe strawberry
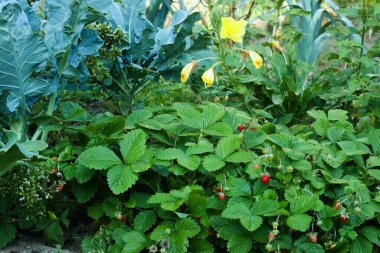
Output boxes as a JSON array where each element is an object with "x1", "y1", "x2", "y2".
[
  {"x1": 253, "y1": 164, "x2": 259, "y2": 171},
  {"x1": 119, "y1": 215, "x2": 127, "y2": 223},
  {"x1": 218, "y1": 192, "x2": 225, "y2": 200},
  {"x1": 237, "y1": 124, "x2": 245, "y2": 132},
  {"x1": 309, "y1": 233, "x2": 318, "y2": 243},
  {"x1": 339, "y1": 214, "x2": 349, "y2": 222},
  {"x1": 215, "y1": 187, "x2": 222, "y2": 193},
  {"x1": 268, "y1": 232, "x2": 275, "y2": 242},
  {"x1": 261, "y1": 173, "x2": 270, "y2": 185},
  {"x1": 56, "y1": 182, "x2": 64, "y2": 192},
  {"x1": 333, "y1": 201, "x2": 341, "y2": 210}
]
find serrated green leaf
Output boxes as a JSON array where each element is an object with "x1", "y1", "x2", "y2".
[
  {"x1": 123, "y1": 231, "x2": 147, "y2": 253},
  {"x1": 72, "y1": 181, "x2": 98, "y2": 203},
  {"x1": 313, "y1": 119, "x2": 329, "y2": 137},
  {"x1": 175, "y1": 218, "x2": 200, "y2": 238},
  {"x1": 210, "y1": 217, "x2": 252, "y2": 253},
  {"x1": 119, "y1": 129, "x2": 147, "y2": 164},
  {"x1": 102, "y1": 197, "x2": 123, "y2": 218},
  {"x1": 126, "y1": 110, "x2": 153, "y2": 129},
  {"x1": 134, "y1": 210, "x2": 156, "y2": 232},
  {"x1": 177, "y1": 153, "x2": 201, "y2": 171},
  {"x1": 252, "y1": 199, "x2": 280, "y2": 215},
  {"x1": 107, "y1": 165, "x2": 138, "y2": 194},
  {"x1": 369, "y1": 170, "x2": 380, "y2": 181},
  {"x1": 350, "y1": 235, "x2": 372, "y2": 253},
  {"x1": 156, "y1": 148, "x2": 184, "y2": 160},
  {"x1": 328, "y1": 110, "x2": 348, "y2": 121},
  {"x1": 203, "y1": 122, "x2": 233, "y2": 136},
  {"x1": 203, "y1": 155, "x2": 225, "y2": 172},
  {"x1": 225, "y1": 150, "x2": 251, "y2": 163},
  {"x1": 174, "y1": 103, "x2": 203, "y2": 129},
  {"x1": 222, "y1": 199, "x2": 251, "y2": 219},
  {"x1": 189, "y1": 238, "x2": 214, "y2": 253},
  {"x1": 240, "y1": 214, "x2": 262, "y2": 232},
  {"x1": 292, "y1": 160, "x2": 312, "y2": 171},
  {"x1": 322, "y1": 147, "x2": 346, "y2": 168},
  {"x1": 215, "y1": 135, "x2": 241, "y2": 159},
  {"x1": 369, "y1": 129, "x2": 380, "y2": 155},
  {"x1": 338, "y1": 141, "x2": 371, "y2": 155},
  {"x1": 327, "y1": 126, "x2": 346, "y2": 142},
  {"x1": 290, "y1": 195, "x2": 319, "y2": 214},
  {"x1": 307, "y1": 110, "x2": 327, "y2": 120},
  {"x1": 185, "y1": 141, "x2": 214, "y2": 156},
  {"x1": 78, "y1": 146, "x2": 121, "y2": 170},
  {"x1": 227, "y1": 178, "x2": 251, "y2": 197},
  {"x1": 74, "y1": 165, "x2": 95, "y2": 183},
  {"x1": 82, "y1": 236, "x2": 106, "y2": 253},
  {"x1": 87, "y1": 203, "x2": 103, "y2": 219},
  {"x1": 269, "y1": 134, "x2": 292, "y2": 148},
  {"x1": 202, "y1": 103, "x2": 225, "y2": 128},
  {"x1": 169, "y1": 232, "x2": 188, "y2": 253},
  {"x1": 367, "y1": 156, "x2": 380, "y2": 168},
  {"x1": 358, "y1": 226, "x2": 380, "y2": 247},
  {"x1": 286, "y1": 214, "x2": 312, "y2": 232},
  {"x1": 245, "y1": 130, "x2": 267, "y2": 148}
]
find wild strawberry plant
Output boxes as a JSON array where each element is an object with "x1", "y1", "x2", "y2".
[{"x1": 38, "y1": 101, "x2": 380, "y2": 253}]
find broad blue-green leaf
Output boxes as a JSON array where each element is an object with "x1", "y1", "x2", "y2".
[
  {"x1": 0, "y1": 1, "x2": 49, "y2": 111},
  {"x1": 45, "y1": 0, "x2": 88, "y2": 54},
  {"x1": 78, "y1": 29, "x2": 103, "y2": 56}
]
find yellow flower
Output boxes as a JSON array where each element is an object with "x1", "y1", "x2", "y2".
[
  {"x1": 272, "y1": 40, "x2": 284, "y2": 53},
  {"x1": 220, "y1": 17, "x2": 247, "y2": 43},
  {"x1": 249, "y1": 51, "x2": 263, "y2": 69},
  {"x1": 181, "y1": 61, "x2": 198, "y2": 83},
  {"x1": 202, "y1": 68, "x2": 215, "y2": 87}
]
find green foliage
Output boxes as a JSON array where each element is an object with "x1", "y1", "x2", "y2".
[
  {"x1": 42, "y1": 101, "x2": 380, "y2": 253},
  {"x1": 0, "y1": 0, "x2": 379, "y2": 252}
]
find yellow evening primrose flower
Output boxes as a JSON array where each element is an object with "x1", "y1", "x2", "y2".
[
  {"x1": 181, "y1": 61, "x2": 198, "y2": 83},
  {"x1": 220, "y1": 17, "x2": 247, "y2": 43},
  {"x1": 249, "y1": 51, "x2": 263, "y2": 69},
  {"x1": 202, "y1": 68, "x2": 215, "y2": 87}
]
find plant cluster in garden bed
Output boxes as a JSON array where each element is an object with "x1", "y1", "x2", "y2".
[
  {"x1": 28, "y1": 101, "x2": 378, "y2": 253},
  {"x1": 0, "y1": 0, "x2": 379, "y2": 252}
]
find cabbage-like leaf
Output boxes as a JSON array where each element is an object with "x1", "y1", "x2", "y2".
[{"x1": 0, "y1": 1, "x2": 49, "y2": 112}]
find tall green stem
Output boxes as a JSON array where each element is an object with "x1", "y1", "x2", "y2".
[
  {"x1": 20, "y1": 99, "x2": 27, "y2": 142},
  {"x1": 357, "y1": 0, "x2": 367, "y2": 72}
]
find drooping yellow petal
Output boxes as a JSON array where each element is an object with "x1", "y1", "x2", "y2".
[
  {"x1": 181, "y1": 61, "x2": 198, "y2": 83},
  {"x1": 201, "y1": 68, "x2": 215, "y2": 87},
  {"x1": 249, "y1": 51, "x2": 263, "y2": 69},
  {"x1": 220, "y1": 17, "x2": 247, "y2": 43},
  {"x1": 272, "y1": 40, "x2": 284, "y2": 53}
]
